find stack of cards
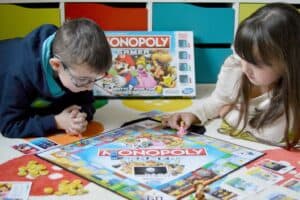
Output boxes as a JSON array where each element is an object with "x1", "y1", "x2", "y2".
[
  {"x1": 12, "y1": 138, "x2": 58, "y2": 155},
  {"x1": 205, "y1": 158, "x2": 299, "y2": 199},
  {"x1": 0, "y1": 181, "x2": 31, "y2": 200}
]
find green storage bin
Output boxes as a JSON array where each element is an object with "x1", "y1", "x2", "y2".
[{"x1": 153, "y1": 3, "x2": 234, "y2": 44}]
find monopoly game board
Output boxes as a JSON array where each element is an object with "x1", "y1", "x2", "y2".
[
  {"x1": 93, "y1": 31, "x2": 196, "y2": 97},
  {"x1": 37, "y1": 119, "x2": 264, "y2": 200}
]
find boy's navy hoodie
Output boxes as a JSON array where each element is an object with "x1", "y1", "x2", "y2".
[{"x1": 0, "y1": 25, "x2": 95, "y2": 138}]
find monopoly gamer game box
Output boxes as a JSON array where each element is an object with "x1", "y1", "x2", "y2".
[{"x1": 93, "y1": 31, "x2": 196, "y2": 97}]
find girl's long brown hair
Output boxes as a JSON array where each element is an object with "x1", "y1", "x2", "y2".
[{"x1": 231, "y1": 3, "x2": 300, "y2": 149}]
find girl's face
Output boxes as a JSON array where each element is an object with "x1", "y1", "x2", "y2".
[{"x1": 240, "y1": 59, "x2": 282, "y2": 87}]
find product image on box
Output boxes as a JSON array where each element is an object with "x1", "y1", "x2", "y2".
[
  {"x1": 37, "y1": 119, "x2": 264, "y2": 200},
  {"x1": 93, "y1": 31, "x2": 196, "y2": 97}
]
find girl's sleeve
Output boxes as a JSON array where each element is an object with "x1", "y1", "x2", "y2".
[{"x1": 192, "y1": 55, "x2": 243, "y2": 124}]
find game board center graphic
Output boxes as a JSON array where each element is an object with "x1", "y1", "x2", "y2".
[{"x1": 122, "y1": 99, "x2": 192, "y2": 112}]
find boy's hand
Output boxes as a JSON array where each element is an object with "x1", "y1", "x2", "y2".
[
  {"x1": 161, "y1": 112, "x2": 200, "y2": 133},
  {"x1": 66, "y1": 112, "x2": 88, "y2": 135},
  {"x1": 54, "y1": 105, "x2": 87, "y2": 135}
]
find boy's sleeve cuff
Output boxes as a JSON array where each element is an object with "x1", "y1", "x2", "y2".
[{"x1": 40, "y1": 115, "x2": 57, "y2": 134}]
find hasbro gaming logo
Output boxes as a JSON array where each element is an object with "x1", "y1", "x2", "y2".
[{"x1": 182, "y1": 87, "x2": 194, "y2": 94}]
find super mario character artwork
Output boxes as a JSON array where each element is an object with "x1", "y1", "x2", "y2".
[
  {"x1": 37, "y1": 119, "x2": 263, "y2": 200},
  {"x1": 94, "y1": 31, "x2": 196, "y2": 97}
]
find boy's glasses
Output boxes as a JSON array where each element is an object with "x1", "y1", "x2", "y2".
[
  {"x1": 63, "y1": 65, "x2": 107, "y2": 88},
  {"x1": 55, "y1": 56, "x2": 107, "y2": 87}
]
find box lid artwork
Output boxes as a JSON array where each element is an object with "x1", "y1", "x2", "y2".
[{"x1": 93, "y1": 31, "x2": 196, "y2": 97}]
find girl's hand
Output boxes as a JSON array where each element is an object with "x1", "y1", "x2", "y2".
[{"x1": 161, "y1": 112, "x2": 200, "y2": 131}]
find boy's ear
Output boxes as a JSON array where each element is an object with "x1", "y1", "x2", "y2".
[{"x1": 49, "y1": 57, "x2": 61, "y2": 71}]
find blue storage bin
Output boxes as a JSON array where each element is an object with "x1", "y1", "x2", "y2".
[
  {"x1": 194, "y1": 47, "x2": 232, "y2": 83},
  {"x1": 152, "y1": 3, "x2": 234, "y2": 44}
]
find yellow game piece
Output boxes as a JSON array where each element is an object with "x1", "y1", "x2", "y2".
[
  {"x1": 75, "y1": 184, "x2": 83, "y2": 189},
  {"x1": 17, "y1": 160, "x2": 50, "y2": 179},
  {"x1": 60, "y1": 180, "x2": 70, "y2": 184},
  {"x1": 36, "y1": 164, "x2": 46, "y2": 170},
  {"x1": 72, "y1": 179, "x2": 81, "y2": 184},
  {"x1": 43, "y1": 187, "x2": 54, "y2": 194},
  {"x1": 54, "y1": 191, "x2": 64, "y2": 196},
  {"x1": 52, "y1": 179, "x2": 88, "y2": 196},
  {"x1": 28, "y1": 160, "x2": 37, "y2": 165},
  {"x1": 40, "y1": 170, "x2": 49, "y2": 175},
  {"x1": 58, "y1": 184, "x2": 68, "y2": 191},
  {"x1": 193, "y1": 180, "x2": 207, "y2": 200},
  {"x1": 68, "y1": 189, "x2": 77, "y2": 195},
  {"x1": 17, "y1": 171, "x2": 27, "y2": 176},
  {"x1": 29, "y1": 171, "x2": 39, "y2": 178},
  {"x1": 18, "y1": 166, "x2": 27, "y2": 171}
]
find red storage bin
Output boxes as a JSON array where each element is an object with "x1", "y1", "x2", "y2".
[{"x1": 65, "y1": 3, "x2": 148, "y2": 31}]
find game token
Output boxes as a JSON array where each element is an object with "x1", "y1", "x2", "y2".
[
  {"x1": 53, "y1": 179, "x2": 88, "y2": 196},
  {"x1": 18, "y1": 166, "x2": 27, "y2": 172},
  {"x1": 68, "y1": 189, "x2": 77, "y2": 195},
  {"x1": 73, "y1": 179, "x2": 81, "y2": 184},
  {"x1": 61, "y1": 180, "x2": 70, "y2": 184},
  {"x1": 43, "y1": 187, "x2": 54, "y2": 194},
  {"x1": 193, "y1": 180, "x2": 207, "y2": 200},
  {"x1": 54, "y1": 191, "x2": 64, "y2": 196},
  {"x1": 17, "y1": 171, "x2": 27, "y2": 176},
  {"x1": 28, "y1": 160, "x2": 37, "y2": 165},
  {"x1": 177, "y1": 121, "x2": 186, "y2": 137},
  {"x1": 17, "y1": 160, "x2": 49, "y2": 179},
  {"x1": 40, "y1": 170, "x2": 49, "y2": 175}
]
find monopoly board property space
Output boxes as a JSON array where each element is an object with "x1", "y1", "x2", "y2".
[
  {"x1": 37, "y1": 119, "x2": 264, "y2": 200},
  {"x1": 93, "y1": 31, "x2": 196, "y2": 97}
]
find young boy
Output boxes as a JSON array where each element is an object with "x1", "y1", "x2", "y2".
[{"x1": 0, "y1": 18, "x2": 112, "y2": 138}]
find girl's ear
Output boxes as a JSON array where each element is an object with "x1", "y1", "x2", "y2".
[{"x1": 49, "y1": 57, "x2": 61, "y2": 72}]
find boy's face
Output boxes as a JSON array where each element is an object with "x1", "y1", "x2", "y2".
[{"x1": 50, "y1": 57, "x2": 106, "y2": 93}]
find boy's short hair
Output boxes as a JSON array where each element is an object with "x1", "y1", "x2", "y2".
[{"x1": 52, "y1": 18, "x2": 112, "y2": 73}]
